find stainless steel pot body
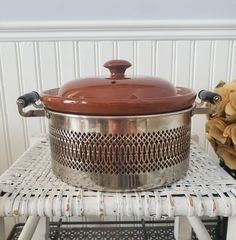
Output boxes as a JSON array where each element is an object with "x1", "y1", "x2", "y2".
[{"x1": 48, "y1": 108, "x2": 192, "y2": 192}]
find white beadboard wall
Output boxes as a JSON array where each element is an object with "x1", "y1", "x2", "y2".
[{"x1": 1, "y1": 22, "x2": 236, "y2": 173}]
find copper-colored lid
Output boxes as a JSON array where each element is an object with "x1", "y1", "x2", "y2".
[{"x1": 40, "y1": 60, "x2": 196, "y2": 115}]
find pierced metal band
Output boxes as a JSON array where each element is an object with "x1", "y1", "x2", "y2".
[
  {"x1": 49, "y1": 125, "x2": 191, "y2": 175},
  {"x1": 48, "y1": 110, "x2": 192, "y2": 191}
]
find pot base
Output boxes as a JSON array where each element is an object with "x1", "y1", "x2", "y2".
[{"x1": 52, "y1": 158, "x2": 189, "y2": 192}]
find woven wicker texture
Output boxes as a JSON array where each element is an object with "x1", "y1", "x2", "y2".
[{"x1": 0, "y1": 137, "x2": 236, "y2": 218}]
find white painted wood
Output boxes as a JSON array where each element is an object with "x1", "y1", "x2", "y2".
[
  {"x1": 0, "y1": 218, "x2": 5, "y2": 240},
  {"x1": 187, "y1": 216, "x2": 211, "y2": 240},
  {"x1": 230, "y1": 40, "x2": 236, "y2": 80},
  {"x1": 192, "y1": 41, "x2": 212, "y2": 93},
  {"x1": 117, "y1": 41, "x2": 134, "y2": 75},
  {"x1": 175, "y1": 41, "x2": 191, "y2": 87},
  {"x1": 98, "y1": 41, "x2": 114, "y2": 75},
  {"x1": 38, "y1": 42, "x2": 59, "y2": 132},
  {"x1": 78, "y1": 41, "x2": 96, "y2": 77},
  {"x1": 57, "y1": 41, "x2": 76, "y2": 85},
  {"x1": 0, "y1": 74, "x2": 10, "y2": 173},
  {"x1": 136, "y1": 41, "x2": 152, "y2": 75},
  {"x1": 0, "y1": 20, "x2": 236, "y2": 41},
  {"x1": 174, "y1": 216, "x2": 192, "y2": 240},
  {"x1": 2, "y1": 217, "x2": 18, "y2": 240},
  {"x1": 18, "y1": 42, "x2": 43, "y2": 142},
  {"x1": 0, "y1": 43, "x2": 26, "y2": 162},
  {"x1": 226, "y1": 217, "x2": 236, "y2": 240},
  {"x1": 156, "y1": 41, "x2": 173, "y2": 82},
  {"x1": 213, "y1": 40, "x2": 231, "y2": 84},
  {"x1": 38, "y1": 42, "x2": 59, "y2": 90},
  {"x1": 191, "y1": 41, "x2": 212, "y2": 149},
  {"x1": 32, "y1": 217, "x2": 49, "y2": 240},
  {"x1": 0, "y1": 127, "x2": 8, "y2": 174},
  {"x1": 18, "y1": 216, "x2": 40, "y2": 240}
]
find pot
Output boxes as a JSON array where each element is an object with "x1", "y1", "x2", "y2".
[{"x1": 16, "y1": 60, "x2": 221, "y2": 192}]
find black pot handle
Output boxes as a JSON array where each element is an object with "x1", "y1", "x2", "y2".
[
  {"x1": 198, "y1": 90, "x2": 222, "y2": 105},
  {"x1": 17, "y1": 91, "x2": 40, "y2": 107}
]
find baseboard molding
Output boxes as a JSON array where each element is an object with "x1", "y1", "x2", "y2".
[{"x1": 0, "y1": 20, "x2": 236, "y2": 41}]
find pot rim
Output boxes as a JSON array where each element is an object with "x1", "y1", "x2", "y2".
[{"x1": 47, "y1": 105, "x2": 195, "y2": 119}]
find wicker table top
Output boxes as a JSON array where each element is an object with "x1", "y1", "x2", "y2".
[{"x1": 0, "y1": 137, "x2": 236, "y2": 218}]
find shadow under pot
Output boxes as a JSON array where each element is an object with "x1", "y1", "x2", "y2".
[{"x1": 16, "y1": 59, "x2": 221, "y2": 192}]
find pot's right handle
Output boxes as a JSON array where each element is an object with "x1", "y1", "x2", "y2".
[
  {"x1": 193, "y1": 90, "x2": 222, "y2": 116},
  {"x1": 17, "y1": 91, "x2": 46, "y2": 117},
  {"x1": 198, "y1": 90, "x2": 222, "y2": 105}
]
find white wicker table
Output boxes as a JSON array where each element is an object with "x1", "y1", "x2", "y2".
[{"x1": 0, "y1": 137, "x2": 236, "y2": 240}]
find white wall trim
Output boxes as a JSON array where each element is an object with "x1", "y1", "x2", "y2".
[{"x1": 0, "y1": 20, "x2": 236, "y2": 41}]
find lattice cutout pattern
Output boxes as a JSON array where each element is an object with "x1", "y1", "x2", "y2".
[{"x1": 49, "y1": 126, "x2": 191, "y2": 174}]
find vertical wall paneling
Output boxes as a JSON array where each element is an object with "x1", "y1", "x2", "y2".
[
  {"x1": 192, "y1": 41, "x2": 212, "y2": 91},
  {"x1": 15, "y1": 43, "x2": 29, "y2": 148},
  {"x1": 191, "y1": 41, "x2": 212, "y2": 149},
  {"x1": 136, "y1": 41, "x2": 152, "y2": 75},
  {"x1": 18, "y1": 42, "x2": 42, "y2": 143},
  {"x1": 117, "y1": 41, "x2": 134, "y2": 75},
  {"x1": 0, "y1": 58, "x2": 11, "y2": 173},
  {"x1": 171, "y1": 41, "x2": 177, "y2": 84},
  {"x1": 175, "y1": 41, "x2": 191, "y2": 88},
  {"x1": 113, "y1": 41, "x2": 118, "y2": 60},
  {"x1": 38, "y1": 42, "x2": 59, "y2": 132},
  {"x1": 213, "y1": 40, "x2": 230, "y2": 85},
  {"x1": 0, "y1": 43, "x2": 26, "y2": 161},
  {"x1": 73, "y1": 41, "x2": 80, "y2": 79},
  {"x1": 98, "y1": 41, "x2": 114, "y2": 75},
  {"x1": 94, "y1": 41, "x2": 99, "y2": 76},
  {"x1": 54, "y1": 42, "x2": 62, "y2": 87},
  {"x1": 209, "y1": 41, "x2": 216, "y2": 100},
  {"x1": 189, "y1": 41, "x2": 196, "y2": 89},
  {"x1": 33, "y1": 42, "x2": 45, "y2": 134},
  {"x1": 226, "y1": 40, "x2": 233, "y2": 82},
  {"x1": 205, "y1": 41, "x2": 216, "y2": 152},
  {"x1": 39, "y1": 42, "x2": 59, "y2": 90},
  {"x1": 133, "y1": 41, "x2": 138, "y2": 75},
  {"x1": 56, "y1": 41, "x2": 75, "y2": 84},
  {"x1": 0, "y1": 103, "x2": 9, "y2": 173},
  {"x1": 78, "y1": 41, "x2": 96, "y2": 77},
  {"x1": 152, "y1": 41, "x2": 157, "y2": 76},
  {"x1": 229, "y1": 41, "x2": 236, "y2": 81},
  {"x1": 156, "y1": 41, "x2": 173, "y2": 82}
]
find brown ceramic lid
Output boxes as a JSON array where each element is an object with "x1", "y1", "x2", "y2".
[{"x1": 40, "y1": 60, "x2": 197, "y2": 115}]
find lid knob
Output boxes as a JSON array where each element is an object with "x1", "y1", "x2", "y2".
[{"x1": 104, "y1": 60, "x2": 131, "y2": 79}]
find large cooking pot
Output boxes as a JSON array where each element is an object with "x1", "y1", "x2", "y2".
[{"x1": 16, "y1": 60, "x2": 221, "y2": 192}]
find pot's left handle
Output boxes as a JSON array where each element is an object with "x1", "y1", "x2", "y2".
[{"x1": 17, "y1": 91, "x2": 46, "y2": 117}]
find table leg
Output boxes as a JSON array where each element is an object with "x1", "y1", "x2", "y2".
[
  {"x1": 18, "y1": 216, "x2": 40, "y2": 240},
  {"x1": 0, "y1": 217, "x2": 5, "y2": 240},
  {"x1": 187, "y1": 216, "x2": 211, "y2": 240},
  {"x1": 227, "y1": 217, "x2": 236, "y2": 240},
  {"x1": 174, "y1": 216, "x2": 192, "y2": 240},
  {"x1": 32, "y1": 217, "x2": 49, "y2": 240}
]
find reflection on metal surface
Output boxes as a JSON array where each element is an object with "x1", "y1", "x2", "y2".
[
  {"x1": 52, "y1": 159, "x2": 189, "y2": 192},
  {"x1": 48, "y1": 110, "x2": 192, "y2": 191},
  {"x1": 17, "y1": 100, "x2": 46, "y2": 117}
]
